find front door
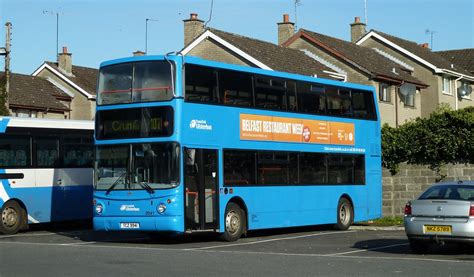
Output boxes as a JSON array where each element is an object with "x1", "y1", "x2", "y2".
[{"x1": 184, "y1": 148, "x2": 218, "y2": 231}]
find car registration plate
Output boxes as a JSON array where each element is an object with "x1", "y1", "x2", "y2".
[
  {"x1": 120, "y1": 222, "x2": 140, "y2": 229},
  {"x1": 424, "y1": 225, "x2": 452, "y2": 234}
]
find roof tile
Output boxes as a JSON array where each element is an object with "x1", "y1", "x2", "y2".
[
  {"x1": 299, "y1": 29, "x2": 427, "y2": 86},
  {"x1": 204, "y1": 28, "x2": 335, "y2": 79},
  {"x1": 45, "y1": 62, "x2": 98, "y2": 95},
  {"x1": 1, "y1": 72, "x2": 70, "y2": 111}
]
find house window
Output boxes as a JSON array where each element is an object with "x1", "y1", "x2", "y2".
[
  {"x1": 442, "y1": 77, "x2": 452, "y2": 95},
  {"x1": 379, "y1": 83, "x2": 391, "y2": 102},
  {"x1": 402, "y1": 91, "x2": 415, "y2": 107}
]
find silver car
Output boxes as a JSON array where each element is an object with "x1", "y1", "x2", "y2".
[{"x1": 404, "y1": 181, "x2": 474, "y2": 253}]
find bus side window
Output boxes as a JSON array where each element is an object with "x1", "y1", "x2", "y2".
[
  {"x1": 254, "y1": 77, "x2": 287, "y2": 111},
  {"x1": 287, "y1": 80, "x2": 297, "y2": 111},
  {"x1": 0, "y1": 136, "x2": 31, "y2": 167},
  {"x1": 35, "y1": 138, "x2": 59, "y2": 167},
  {"x1": 326, "y1": 87, "x2": 342, "y2": 116},
  {"x1": 62, "y1": 137, "x2": 94, "y2": 167},
  {"x1": 297, "y1": 82, "x2": 325, "y2": 115},
  {"x1": 185, "y1": 64, "x2": 218, "y2": 103},
  {"x1": 223, "y1": 150, "x2": 255, "y2": 185},
  {"x1": 339, "y1": 90, "x2": 352, "y2": 117},
  {"x1": 352, "y1": 89, "x2": 376, "y2": 120},
  {"x1": 219, "y1": 69, "x2": 253, "y2": 107}
]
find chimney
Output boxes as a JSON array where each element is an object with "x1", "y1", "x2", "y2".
[
  {"x1": 58, "y1": 46, "x2": 72, "y2": 75},
  {"x1": 350, "y1": 17, "x2": 366, "y2": 43},
  {"x1": 183, "y1": 13, "x2": 204, "y2": 46},
  {"x1": 277, "y1": 14, "x2": 295, "y2": 45},
  {"x1": 420, "y1": 43, "x2": 430, "y2": 49},
  {"x1": 133, "y1": 50, "x2": 145, "y2": 56}
]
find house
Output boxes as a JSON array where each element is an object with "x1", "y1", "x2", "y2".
[
  {"x1": 281, "y1": 16, "x2": 428, "y2": 127},
  {"x1": 356, "y1": 28, "x2": 474, "y2": 117},
  {"x1": 181, "y1": 13, "x2": 341, "y2": 80},
  {"x1": 1, "y1": 71, "x2": 71, "y2": 118},
  {"x1": 32, "y1": 47, "x2": 98, "y2": 120}
]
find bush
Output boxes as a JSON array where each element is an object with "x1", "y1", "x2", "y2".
[{"x1": 382, "y1": 106, "x2": 474, "y2": 176}]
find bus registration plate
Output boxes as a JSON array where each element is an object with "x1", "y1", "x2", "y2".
[
  {"x1": 424, "y1": 225, "x2": 451, "y2": 234},
  {"x1": 120, "y1": 222, "x2": 140, "y2": 229}
]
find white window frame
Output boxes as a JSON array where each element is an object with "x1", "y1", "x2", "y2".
[
  {"x1": 442, "y1": 77, "x2": 452, "y2": 95},
  {"x1": 401, "y1": 90, "x2": 416, "y2": 107},
  {"x1": 379, "y1": 83, "x2": 391, "y2": 103}
]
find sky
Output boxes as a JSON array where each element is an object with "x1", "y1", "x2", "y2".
[{"x1": 0, "y1": 0, "x2": 473, "y2": 75}]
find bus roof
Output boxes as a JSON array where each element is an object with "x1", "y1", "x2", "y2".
[
  {"x1": 99, "y1": 54, "x2": 375, "y2": 93},
  {"x1": 0, "y1": 117, "x2": 94, "y2": 132}
]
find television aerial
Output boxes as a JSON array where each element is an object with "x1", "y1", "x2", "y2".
[
  {"x1": 400, "y1": 83, "x2": 416, "y2": 96},
  {"x1": 457, "y1": 83, "x2": 473, "y2": 97}
]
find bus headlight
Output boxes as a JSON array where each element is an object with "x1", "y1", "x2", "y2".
[
  {"x1": 157, "y1": 203, "x2": 166, "y2": 214},
  {"x1": 95, "y1": 204, "x2": 104, "y2": 215}
]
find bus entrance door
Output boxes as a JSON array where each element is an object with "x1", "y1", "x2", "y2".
[{"x1": 184, "y1": 148, "x2": 218, "y2": 231}]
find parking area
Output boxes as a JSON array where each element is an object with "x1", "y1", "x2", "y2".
[{"x1": 1, "y1": 225, "x2": 473, "y2": 276}]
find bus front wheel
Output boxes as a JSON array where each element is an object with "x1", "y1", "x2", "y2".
[
  {"x1": 221, "y1": 202, "x2": 246, "y2": 242},
  {"x1": 0, "y1": 200, "x2": 25, "y2": 235},
  {"x1": 335, "y1": 198, "x2": 353, "y2": 231}
]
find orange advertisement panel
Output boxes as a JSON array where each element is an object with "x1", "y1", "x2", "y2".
[{"x1": 240, "y1": 114, "x2": 355, "y2": 146}]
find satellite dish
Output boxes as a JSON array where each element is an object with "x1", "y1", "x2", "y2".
[
  {"x1": 400, "y1": 83, "x2": 416, "y2": 96},
  {"x1": 457, "y1": 83, "x2": 472, "y2": 97}
]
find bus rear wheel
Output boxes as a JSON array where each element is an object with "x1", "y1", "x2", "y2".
[
  {"x1": 0, "y1": 201, "x2": 25, "y2": 235},
  {"x1": 335, "y1": 198, "x2": 353, "y2": 231},
  {"x1": 220, "y1": 202, "x2": 246, "y2": 242}
]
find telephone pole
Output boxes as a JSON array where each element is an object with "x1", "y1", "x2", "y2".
[{"x1": 0, "y1": 22, "x2": 12, "y2": 115}]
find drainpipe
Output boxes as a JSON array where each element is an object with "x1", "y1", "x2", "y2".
[
  {"x1": 454, "y1": 76, "x2": 463, "y2": 111},
  {"x1": 395, "y1": 82, "x2": 403, "y2": 128}
]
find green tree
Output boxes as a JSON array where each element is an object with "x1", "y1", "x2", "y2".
[{"x1": 382, "y1": 106, "x2": 474, "y2": 176}]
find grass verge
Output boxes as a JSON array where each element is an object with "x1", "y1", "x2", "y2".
[{"x1": 358, "y1": 216, "x2": 404, "y2": 226}]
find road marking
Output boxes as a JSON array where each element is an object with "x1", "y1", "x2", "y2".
[
  {"x1": 0, "y1": 232, "x2": 57, "y2": 239},
  {"x1": 325, "y1": 242, "x2": 409, "y2": 256},
  {"x1": 0, "y1": 230, "x2": 89, "y2": 239},
  {"x1": 59, "y1": 241, "x2": 96, "y2": 246},
  {"x1": 0, "y1": 239, "x2": 471, "y2": 264},
  {"x1": 186, "y1": 230, "x2": 356, "y2": 250},
  {"x1": 194, "y1": 249, "x2": 472, "y2": 264}
]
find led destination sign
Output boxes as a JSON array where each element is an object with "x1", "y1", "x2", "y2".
[{"x1": 96, "y1": 106, "x2": 173, "y2": 140}]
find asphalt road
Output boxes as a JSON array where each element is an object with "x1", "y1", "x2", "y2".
[{"x1": 1, "y1": 225, "x2": 473, "y2": 277}]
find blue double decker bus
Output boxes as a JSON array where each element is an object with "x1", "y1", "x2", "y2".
[{"x1": 93, "y1": 54, "x2": 381, "y2": 241}]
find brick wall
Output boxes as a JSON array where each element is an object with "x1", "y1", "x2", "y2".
[{"x1": 382, "y1": 163, "x2": 474, "y2": 216}]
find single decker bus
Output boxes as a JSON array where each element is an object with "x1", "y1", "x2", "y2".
[
  {"x1": 93, "y1": 54, "x2": 381, "y2": 241},
  {"x1": 0, "y1": 117, "x2": 94, "y2": 234}
]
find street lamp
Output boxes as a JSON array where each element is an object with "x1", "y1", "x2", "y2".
[{"x1": 145, "y1": 18, "x2": 158, "y2": 54}]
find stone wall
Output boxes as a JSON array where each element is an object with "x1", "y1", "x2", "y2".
[{"x1": 382, "y1": 163, "x2": 474, "y2": 216}]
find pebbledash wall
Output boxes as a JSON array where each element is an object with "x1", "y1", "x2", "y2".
[{"x1": 381, "y1": 163, "x2": 474, "y2": 216}]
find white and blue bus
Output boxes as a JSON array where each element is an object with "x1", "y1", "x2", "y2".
[
  {"x1": 93, "y1": 55, "x2": 381, "y2": 241},
  {"x1": 0, "y1": 117, "x2": 94, "y2": 234}
]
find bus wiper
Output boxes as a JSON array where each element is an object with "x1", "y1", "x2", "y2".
[
  {"x1": 105, "y1": 172, "x2": 127, "y2": 195},
  {"x1": 137, "y1": 182, "x2": 155, "y2": 194}
]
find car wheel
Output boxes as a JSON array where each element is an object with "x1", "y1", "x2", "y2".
[
  {"x1": 220, "y1": 202, "x2": 246, "y2": 242},
  {"x1": 335, "y1": 198, "x2": 353, "y2": 230},
  {"x1": 409, "y1": 239, "x2": 429, "y2": 254},
  {"x1": 0, "y1": 201, "x2": 25, "y2": 235}
]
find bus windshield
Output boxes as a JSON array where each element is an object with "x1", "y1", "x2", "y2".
[
  {"x1": 97, "y1": 61, "x2": 174, "y2": 105},
  {"x1": 95, "y1": 143, "x2": 180, "y2": 191}
]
